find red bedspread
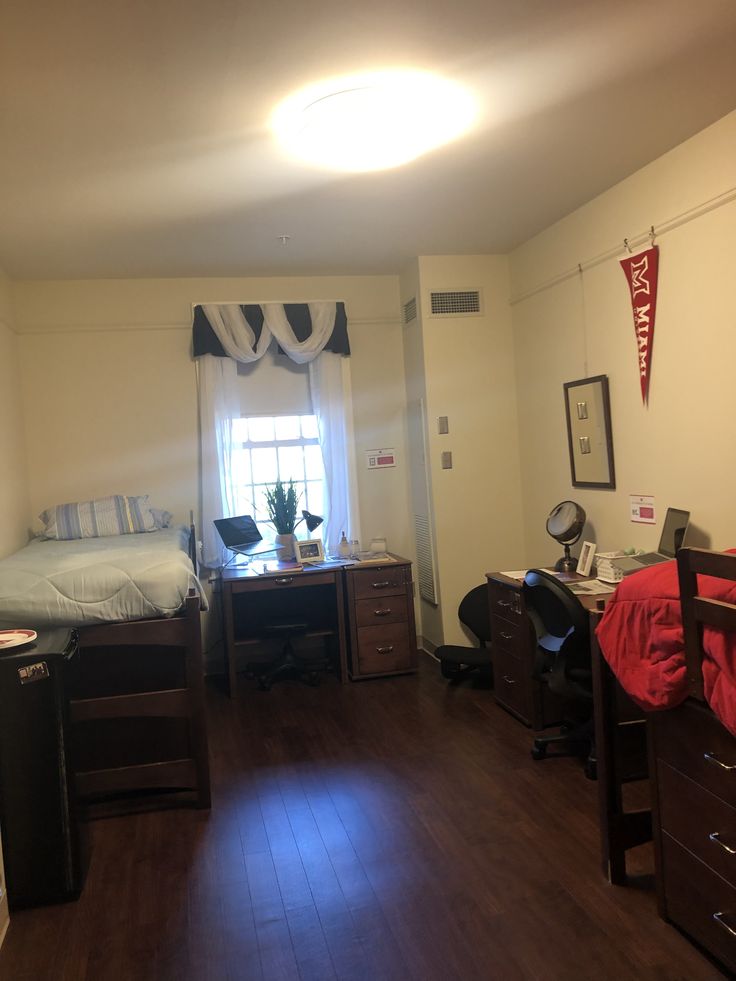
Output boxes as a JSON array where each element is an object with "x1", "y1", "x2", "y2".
[{"x1": 595, "y1": 554, "x2": 736, "y2": 737}]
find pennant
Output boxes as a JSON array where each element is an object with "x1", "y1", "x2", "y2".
[{"x1": 620, "y1": 245, "x2": 659, "y2": 404}]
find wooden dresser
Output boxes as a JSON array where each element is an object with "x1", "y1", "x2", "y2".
[
  {"x1": 486, "y1": 572, "x2": 564, "y2": 729},
  {"x1": 649, "y1": 700, "x2": 736, "y2": 973},
  {"x1": 343, "y1": 556, "x2": 417, "y2": 679}
]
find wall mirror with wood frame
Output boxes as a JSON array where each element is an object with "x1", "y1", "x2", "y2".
[{"x1": 563, "y1": 374, "x2": 615, "y2": 489}]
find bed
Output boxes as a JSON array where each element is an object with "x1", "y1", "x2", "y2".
[{"x1": 0, "y1": 505, "x2": 211, "y2": 816}]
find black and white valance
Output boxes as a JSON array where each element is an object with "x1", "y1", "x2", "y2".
[{"x1": 192, "y1": 302, "x2": 349, "y2": 363}]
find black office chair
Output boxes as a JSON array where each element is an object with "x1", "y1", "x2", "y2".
[
  {"x1": 522, "y1": 569, "x2": 595, "y2": 776},
  {"x1": 251, "y1": 617, "x2": 326, "y2": 690},
  {"x1": 434, "y1": 584, "x2": 493, "y2": 685}
]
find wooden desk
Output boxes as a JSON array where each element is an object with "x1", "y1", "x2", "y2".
[{"x1": 221, "y1": 555, "x2": 417, "y2": 695}]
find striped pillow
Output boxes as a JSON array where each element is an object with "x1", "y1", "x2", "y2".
[{"x1": 40, "y1": 495, "x2": 157, "y2": 540}]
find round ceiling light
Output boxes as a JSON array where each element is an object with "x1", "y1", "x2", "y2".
[{"x1": 271, "y1": 70, "x2": 477, "y2": 172}]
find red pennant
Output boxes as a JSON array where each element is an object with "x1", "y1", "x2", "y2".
[{"x1": 620, "y1": 245, "x2": 659, "y2": 404}]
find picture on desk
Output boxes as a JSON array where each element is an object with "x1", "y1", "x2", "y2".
[
  {"x1": 577, "y1": 541, "x2": 596, "y2": 578},
  {"x1": 295, "y1": 538, "x2": 325, "y2": 563}
]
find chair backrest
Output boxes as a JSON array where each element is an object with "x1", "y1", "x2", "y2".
[
  {"x1": 522, "y1": 568, "x2": 591, "y2": 697},
  {"x1": 677, "y1": 547, "x2": 736, "y2": 701},
  {"x1": 457, "y1": 584, "x2": 492, "y2": 645}
]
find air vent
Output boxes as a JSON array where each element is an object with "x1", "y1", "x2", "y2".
[
  {"x1": 403, "y1": 297, "x2": 417, "y2": 324},
  {"x1": 429, "y1": 289, "x2": 481, "y2": 317}
]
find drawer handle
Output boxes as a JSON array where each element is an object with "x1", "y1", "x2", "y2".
[
  {"x1": 709, "y1": 832, "x2": 736, "y2": 855},
  {"x1": 704, "y1": 751, "x2": 736, "y2": 771},
  {"x1": 274, "y1": 577, "x2": 294, "y2": 585},
  {"x1": 502, "y1": 675, "x2": 516, "y2": 685},
  {"x1": 499, "y1": 631, "x2": 514, "y2": 641},
  {"x1": 374, "y1": 609, "x2": 392, "y2": 617},
  {"x1": 372, "y1": 581, "x2": 392, "y2": 589},
  {"x1": 713, "y1": 912, "x2": 736, "y2": 938},
  {"x1": 376, "y1": 646, "x2": 394, "y2": 654},
  {"x1": 497, "y1": 600, "x2": 511, "y2": 609}
]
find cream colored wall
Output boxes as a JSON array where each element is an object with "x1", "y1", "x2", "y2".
[
  {"x1": 510, "y1": 111, "x2": 736, "y2": 562},
  {"x1": 0, "y1": 269, "x2": 30, "y2": 558},
  {"x1": 408, "y1": 255, "x2": 525, "y2": 647},
  {"x1": 13, "y1": 275, "x2": 412, "y2": 560}
]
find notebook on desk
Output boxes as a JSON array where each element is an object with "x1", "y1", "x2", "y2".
[{"x1": 613, "y1": 507, "x2": 690, "y2": 574}]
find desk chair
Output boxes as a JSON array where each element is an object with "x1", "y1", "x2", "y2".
[
  {"x1": 435, "y1": 584, "x2": 493, "y2": 685},
  {"x1": 252, "y1": 617, "x2": 325, "y2": 690},
  {"x1": 522, "y1": 569, "x2": 595, "y2": 776}
]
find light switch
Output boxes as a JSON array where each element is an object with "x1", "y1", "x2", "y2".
[
  {"x1": 438, "y1": 416, "x2": 449, "y2": 435},
  {"x1": 441, "y1": 451, "x2": 453, "y2": 469}
]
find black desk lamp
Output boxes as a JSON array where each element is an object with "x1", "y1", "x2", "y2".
[
  {"x1": 296, "y1": 510, "x2": 323, "y2": 534},
  {"x1": 546, "y1": 501, "x2": 586, "y2": 572}
]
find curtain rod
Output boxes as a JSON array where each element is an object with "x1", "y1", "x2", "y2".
[{"x1": 509, "y1": 185, "x2": 736, "y2": 306}]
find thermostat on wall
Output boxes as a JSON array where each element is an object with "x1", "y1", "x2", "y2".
[{"x1": 366, "y1": 448, "x2": 396, "y2": 469}]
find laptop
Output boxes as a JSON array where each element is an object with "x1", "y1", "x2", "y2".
[
  {"x1": 213, "y1": 515, "x2": 284, "y2": 557},
  {"x1": 613, "y1": 507, "x2": 690, "y2": 574}
]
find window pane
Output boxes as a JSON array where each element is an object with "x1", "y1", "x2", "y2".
[
  {"x1": 301, "y1": 415, "x2": 319, "y2": 439},
  {"x1": 305, "y1": 481, "x2": 325, "y2": 522},
  {"x1": 251, "y1": 446, "x2": 278, "y2": 484},
  {"x1": 249, "y1": 417, "x2": 275, "y2": 442},
  {"x1": 278, "y1": 445, "x2": 305, "y2": 481},
  {"x1": 232, "y1": 447, "x2": 252, "y2": 488},
  {"x1": 274, "y1": 415, "x2": 300, "y2": 440},
  {"x1": 232, "y1": 418, "x2": 248, "y2": 442},
  {"x1": 304, "y1": 444, "x2": 324, "y2": 480}
]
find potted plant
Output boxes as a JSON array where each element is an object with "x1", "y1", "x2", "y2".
[{"x1": 264, "y1": 479, "x2": 300, "y2": 559}]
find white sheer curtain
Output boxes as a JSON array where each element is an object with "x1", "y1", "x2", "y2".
[{"x1": 197, "y1": 302, "x2": 358, "y2": 566}]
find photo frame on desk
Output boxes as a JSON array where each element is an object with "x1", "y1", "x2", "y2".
[
  {"x1": 295, "y1": 538, "x2": 325, "y2": 563},
  {"x1": 578, "y1": 540, "x2": 596, "y2": 578}
]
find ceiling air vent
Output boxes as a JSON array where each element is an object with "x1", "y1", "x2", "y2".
[
  {"x1": 429, "y1": 289, "x2": 482, "y2": 317},
  {"x1": 403, "y1": 297, "x2": 417, "y2": 324}
]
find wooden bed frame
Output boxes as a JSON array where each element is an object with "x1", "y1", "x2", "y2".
[{"x1": 65, "y1": 523, "x2": 210, "y2": 816}]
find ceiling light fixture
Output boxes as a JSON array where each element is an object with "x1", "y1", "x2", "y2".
[{"x1": 271, "y1": 69, "x2": 477, "y2": 173}]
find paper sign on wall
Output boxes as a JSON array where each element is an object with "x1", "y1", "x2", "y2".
[
  {"x1": 366, "y1": 448, "x2": 396, "y2": 469},
  {"x1": 630, "y1": 494, "x2": 656, "y2": 524}
]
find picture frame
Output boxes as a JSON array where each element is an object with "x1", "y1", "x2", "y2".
[
  {"x1": 295, "y1": 538, "x2": 325, "y2": 563},
  {"x1": 577, "y1": 540, "x2": 596, "y2": 578},
  {"x1": 563, "y1": 375, "x2": 616, "y2": 489}
]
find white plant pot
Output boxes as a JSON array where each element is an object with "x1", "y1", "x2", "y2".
[{"x1": 274, "y1": 532, "x2": 296, "y2": 560}]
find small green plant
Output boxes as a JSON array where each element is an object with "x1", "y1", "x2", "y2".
[{"x1": 264, "y1": 479, "x2": 300, "y2": 534}]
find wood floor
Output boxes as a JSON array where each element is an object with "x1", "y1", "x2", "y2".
[{"x1": 0, "y1": 655, "x2": 727, "y2": 981}]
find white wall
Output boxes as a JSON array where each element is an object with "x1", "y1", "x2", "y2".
[
  {"x1": 509, "y1": 111, "x2": 736, "y2": 562},
  {"x1": 13, "y1": 275, "x2": 413, "y2": 561},
  {"x1": 0, "y1": 269, "x2": 29, "y2": 558}
]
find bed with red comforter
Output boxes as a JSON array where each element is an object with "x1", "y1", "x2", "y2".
[{"x1": 595, "y1": 552, "x2": 736, "y2": 737}]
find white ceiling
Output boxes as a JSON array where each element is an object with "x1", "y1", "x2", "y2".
[{"x1": 1, "y1": 0, "x2": 735, "y2": 280}]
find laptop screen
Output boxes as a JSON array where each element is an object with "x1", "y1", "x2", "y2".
[
  {"x1": 213, "y1": 515, "x2": 262, "y2": 549},
  {"x1": 658, "y1": 508, "x2": 690, "y2": 558}
]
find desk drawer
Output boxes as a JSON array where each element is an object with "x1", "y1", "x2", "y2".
[
  {"x1": 354, "y1": 595, "x2": 408, "y2": 628},
  {"x1": 355, "y1": 623, "x2": 413, "y2": 675},
  {"x1": 488, "y1": 582, "x2": 523, "y2": 622},
  {"x1": 494, "y1": 648, "x2": 529, "y2": 723},
  {"x1": 651, "y1": 701, "x2": 736, "y2": 808},
  {"x1": 231, "y1": 571, "x2": 335, "y2": 594},
  {"x1": 490, "y1": 614, "x2": 524, "y2": 657},
  {"x1": 659, "y1": 761, "x2": 736, "y2": 888},
  {"x1": 662, "y1": 833, "x2": 736, "y2": 974},
  {"x1": 350, "y1": 566, "x2": 409, "y2": 601}
]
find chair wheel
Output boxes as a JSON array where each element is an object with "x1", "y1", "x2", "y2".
[{"x1": 531, "y1": 744, "x2": 547, "y2": 760}]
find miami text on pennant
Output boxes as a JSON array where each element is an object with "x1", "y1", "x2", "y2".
[{"x1": 620, "y1": 245, "x2": 659, "y2": 404}]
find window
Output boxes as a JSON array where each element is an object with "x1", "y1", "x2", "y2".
[{"x1": 231, "y1": 415, "x2": 325, "y2": 531}]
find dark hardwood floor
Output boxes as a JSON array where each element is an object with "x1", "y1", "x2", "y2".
[{"x1": 0, "y1": 655, "x2": 726, "y2": 981}]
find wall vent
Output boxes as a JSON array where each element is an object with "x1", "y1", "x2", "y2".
[
  {"x1": 414, "y1": 513, "x2": 438, "y2": 605},
  {"x1": 429, "y1": 289, "x2": 482, "y2": 317},
  {"x1": 403, "y1": 297, "x2": 417, "y2": 324}
]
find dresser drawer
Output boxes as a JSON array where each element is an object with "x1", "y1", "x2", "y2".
[
  {"x1": 349, "y1": 566, "x2": 408, "y2": 600},
  {"x1": 651, "y1": 700, "x2": 736, "y2": 808},
  {"x1": 490, "y1": 613, "x2": 524, "y2": 656},
  {"x1": 659, "y1": 761, "x2": 736, "y2": 888},
  {"x1": 494, "y1": 648, "x2": 530, "y2": 723},
  {"x1": 355, "y1": 623, "x2": 413, "y2": 675},
  {"x1": 354, "y1": 595, "x2": 408, "y2": 628},
  {"x1": 488, "y1": 582, "x2": 523, "y2": 622},
  {"x1": 661, "y1": 833, "x2": 736, "y2": 974}
]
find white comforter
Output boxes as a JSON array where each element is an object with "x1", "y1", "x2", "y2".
[{"x1": 0, "y1": 526, "x2": 206, "y2": 627}]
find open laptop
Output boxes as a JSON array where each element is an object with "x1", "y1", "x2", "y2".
[
  {"x1": 213, "y1": 514, "x2": 284, "y2": 557},
  {"x1": 613, "y1": 507, "x2": 690, "y2": 573}
]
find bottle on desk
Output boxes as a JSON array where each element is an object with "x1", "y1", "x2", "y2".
[{"x1": 338, "y1": 532, "x2": 350, "y2": 558}]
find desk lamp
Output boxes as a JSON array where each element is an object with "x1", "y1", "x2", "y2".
[
  {"x1": 295, "y1": 510, "x2": 323, "y2": 535},
  {"x1": 546, "y1": 500, "x2": 586, "y2": 572}
]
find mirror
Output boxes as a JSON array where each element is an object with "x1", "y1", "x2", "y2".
[{"x1": 563, "y1": 374, "x2": 615, "y2": 489}]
